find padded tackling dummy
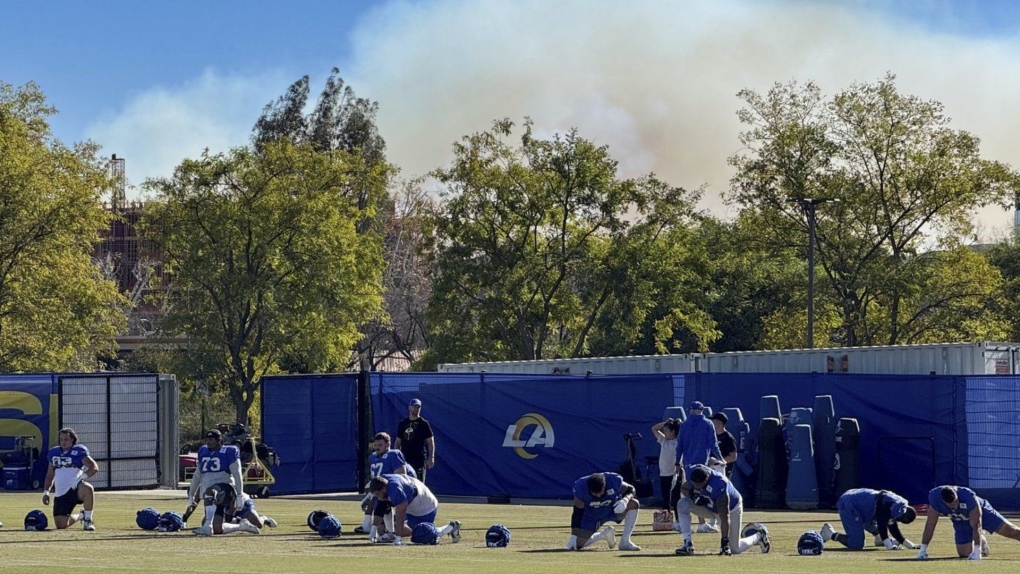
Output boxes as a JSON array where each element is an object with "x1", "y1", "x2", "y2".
[
  {"x1": 136, "y1": 507, "x2": 161, "y2": 530},
  {"x1": 787, "y1": 407, "x2": 813, "y2": 431},
  {"x1": 760, "y1": 395, "x2": 781, "y2": 422},
  {"x1": 307, "y1": 510, "x2": 330, "y2": 531},
  {"x1": 798, "y1": 530, "x2": 824, "y2": 555},
  {"x1": 158, "y1": 511, "x2": 185, "y2": 532},
  {"x1": 24, "y1": 509, "x2": 48, "y2": 531},
  {"x1": 834, "y1": 418, "x2": 861, "y2": 494},
  {"x1": 411, "y1": 522, "x2": 440, "y2": 545},
  {"x1": 317, "y1": 515, "x2": 342, "y2": 539},
  {"x1": 485, "y1": 524, "x2": 511, "y2": 547},
  {"x1": 812, "y1": 395, "x2": 838, "y2": 508},
  {"x1": 722, "y1": 408, "x2": 754, "y2": 507},
  {"x1": 785, "y1": 424, "x2": 819, "y2": 510},
  {"x1": 754, "y1": 417, "x2": 787, "y2": 509},
  {"x1": 663, "y1": 406, "x2": 686, "y2": 423}
]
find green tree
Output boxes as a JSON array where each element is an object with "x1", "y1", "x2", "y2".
[
  {"x1": 141, "y1": 141, "x2": 387, "y2": 424},
  {"x1": 422, "y1": 119, "x2": 709, "y2": 365},
  {"x1": 0, "y1": 81, "x2": 126, "y2": 370},
  {"x1": 729, "y1": 74, "x2": 1020, "y2": 346},
  {"x1": 985, "y1": 235, "x2": 1020, "y2": 342}
]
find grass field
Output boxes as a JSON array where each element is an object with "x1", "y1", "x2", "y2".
[{"x1": 0, "y1": 491, "x2": 1017, "y2": 573}]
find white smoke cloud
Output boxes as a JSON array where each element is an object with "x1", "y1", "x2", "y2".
[{"x1": 86, "y1": 0, "x2": 1020, "y2": 236}]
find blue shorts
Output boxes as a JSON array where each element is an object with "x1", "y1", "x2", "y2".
[
  {"x1": 952, "y1": 505, "x2": 1006, "y2": 545},
  {"x1": 408, "y1": 509, "x2": 437, "y2": 528},
  {"x1": 579, "y1": 509, "x2": 624, "y2": 533}
]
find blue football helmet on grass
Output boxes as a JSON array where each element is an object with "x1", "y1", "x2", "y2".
[
  {"x1": 411, "y1": 522, "x2": 440, "y2": 545},
  {"x1": 486, "y1": 524, "x2": 511, "y2": 547},
  {"x1": 25, "y1": 509, "x2": 48, "y2": 531},
  {"x1": 318, "y1": 515, "x2": 342, "y2": 539},
  {"x1": 158, "y1": 511, "x2": 185, "y2": 532},
  {"x1": 136, "y1": 507, "x2": 161, "y2": 530},
  {"x1": 798, "y1": 530, "x2": 825, "y2": 555},
  {"x1": 307, "y1": 509, "x2": 330, "y2": 531}
]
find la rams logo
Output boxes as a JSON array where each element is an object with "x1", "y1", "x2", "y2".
[{"x1": 502, "y1": 413, "x2": 555, "y2": 459}]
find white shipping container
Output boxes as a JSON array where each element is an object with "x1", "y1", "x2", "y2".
[
  {"x1": 437, "y1": 342, "x2": 1020, "y2": 376},
  {"x1": 700, "y1": 342, "x2": 1020, "y2": 376},
  {"x1": 437, "y1": 354, "x2": 702, "y2": 376}
]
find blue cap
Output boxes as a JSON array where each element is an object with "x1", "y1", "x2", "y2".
[
  {"x1": 409, "y1": 399, "x2": 422, "y2": 407},
  {"x1": 689, "y1": 401, "x2": 704, "y2": 410}
]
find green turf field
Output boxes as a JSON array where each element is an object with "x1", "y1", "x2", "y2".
[{"x1": 0, "y1": 491, "x2": 1016, "y2": 573}]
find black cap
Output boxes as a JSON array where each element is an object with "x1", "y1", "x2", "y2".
[
  {"x1": 205, "y1": 429, "x2": 222, "y2": 439},
  {"x1": 710, "y1": 412, "x2": 728, "y2": 424}
]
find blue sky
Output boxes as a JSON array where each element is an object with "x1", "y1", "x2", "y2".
[{"x1": 2, "y1": 0, "x2": 1019, "y2": 236}]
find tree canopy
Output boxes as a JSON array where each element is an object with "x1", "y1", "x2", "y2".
[
  {"x1": 142, "y1": 141, "x2": 388, "y2": 424},
  {"x1": 0, "y1": 81, "x2": 126, "y2": 371}
]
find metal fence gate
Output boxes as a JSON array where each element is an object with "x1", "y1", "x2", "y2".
[{"x1": 58, "y1": 374, "x2": 160, "y2": 489}]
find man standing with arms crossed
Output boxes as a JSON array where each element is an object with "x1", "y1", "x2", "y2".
[{"x1": 396, "y1": 398, "x2": 435, "y2": 482}]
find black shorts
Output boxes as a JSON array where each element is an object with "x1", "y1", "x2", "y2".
[
  {"x1": 54, "y1": 482, "x2": 84, "y2": 517},
  {"x1": 207, "y1": 482, "x2": 237, "y2": 517}
]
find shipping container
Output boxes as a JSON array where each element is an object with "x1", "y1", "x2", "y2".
[
  {"x1": 701, "y1": 342, "x2": 1020, "y2": 375},
  {"x1": 437, "y1": 342, "x2": 1020, "y2": 376},
  {"x1": 437, "y1": 354, "x2": 703, "y2": 375}
]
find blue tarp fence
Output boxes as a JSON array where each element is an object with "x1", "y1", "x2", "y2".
[{"x1": 261, "y1": 371, "x2": 1020, "y2": 509}]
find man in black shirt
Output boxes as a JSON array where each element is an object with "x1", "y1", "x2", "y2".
[
  {"x1": 395, "y1": 398, "x2": 435, "y2": 483},
  {"x1": 709, "y1": 412, "x2": 737, "y2": 478}
]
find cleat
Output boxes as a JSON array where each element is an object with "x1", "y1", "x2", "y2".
[
  {"x1": 240, "y1": 519, "x2": 260, "y2": 534},
  {"x1": 377, "y1": 532, "x2": 396, "y2": 543},
  {"x1": 981, "y1": 535, "x2": 990, "y2": 557},
  {"x1": 262, "y1": 516, "x2": 278, "y2": 528},
  {"x1": 193, "y1": 525, "x2": 213, "y2": 536},
  {"x1": 604, "y1": 525, "x2": 616, "y2": 549},
  {"x1": 449, "y1": 520, "x2": 461, "y2": 543},
  {"x1": 821, "y1": 523, "x2": 835, "y2": 542},
  {"x1": 697, "y1": 523, "x2": 719, "y2": 533},
  {"x1": 675, "y1": 541, "x2": 695, "y2": 556},
  {"x1": 354, "y1": 525, "x2": 367, "y2": 534},
  {"x1": 755, "y1": 523, "x2": 770, "y2": 553},
  {"x1": 82, "y1": 519, "x2": 95, "y2": 531},
  {"x1": 619, "y1": 540, "x2": 641, "y2": 551}
]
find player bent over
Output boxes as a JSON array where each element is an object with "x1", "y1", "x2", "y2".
[
  {"x1": 187, "y1": 428, "x2": 259, "y2": 536},
  {"x1": 224, "y1": 492, "x2": 277, "y2": 529},
  {"x1": 820, "y1": 488, "x2": 918, "y2": 550},
  {"x1": 567, "y1": 471, "x2": 641, "y2": 551},
  {"x1": 674, "y1": 465, "x2": 770, "y2": 556},
  {"x1": 917, "y1": 485, "x2": 1020, "y2": 560},
  {"x1": 369, "y1": 474, "x2": 460, "y2": 545},
  {"x1": 42, "y1": 428, "x2": 99, "y2": 530}
]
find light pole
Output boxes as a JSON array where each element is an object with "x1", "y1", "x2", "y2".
[{"x1": 791, "y1": 198, "x2": 837, "y2": 349}]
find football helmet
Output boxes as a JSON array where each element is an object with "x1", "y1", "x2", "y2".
[
  {"x1": 485, "y1": 524, "x2": 511, "y2": 547},
  {"x1": 158, "y1": 511, "x2": 185, "y2": 532},
  {"x1": 24, "y1": 509, "x2": 48, "y2": 531},
  {"x1": 798, "y1": 530, "x2": 825, "y2": 555},
  {"x1": 411, "y1": 522, "x2": 440, "y2": 545},
  {"x1": 317, "y1": 515, "x2": 342, "y2": 539},
  {"x1": 136, "y1": 507, "x2": 161, "y2": 530},
  {"x1": 307, "y1": 509, "x2": 330, "y2": 531}
]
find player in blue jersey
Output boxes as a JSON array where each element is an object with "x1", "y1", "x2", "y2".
[
  {"x1": 356, "y1": 432, "x2": 417, "y2": 541},
  {"x1": 42, "y1": 428, "x2": 99, "y2": 530},
  {"x1": 916, "y1": 485, "x2": 1020, "y2": 560},
  {"x1": 370, "y1": 474, "x2": 460, "y2": 545},
  {"x1": 567, "y1": 471, "x2": 642, "y2": 551},
  {"x1": 676, "y1": 402, "x2": 724, "y2": 533},
  {"x1": 819, "y1": 488, "x2": 918, "y2": 550},
  {"x1": 187, "y1": 429, "x2": 258, "y2": 536},
  {"x1": 674, "y1": 465, "x2": 770, "y2": 556},
  {"x1": 223, "y1": 492, "x2": 278, "y2": 529}
]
